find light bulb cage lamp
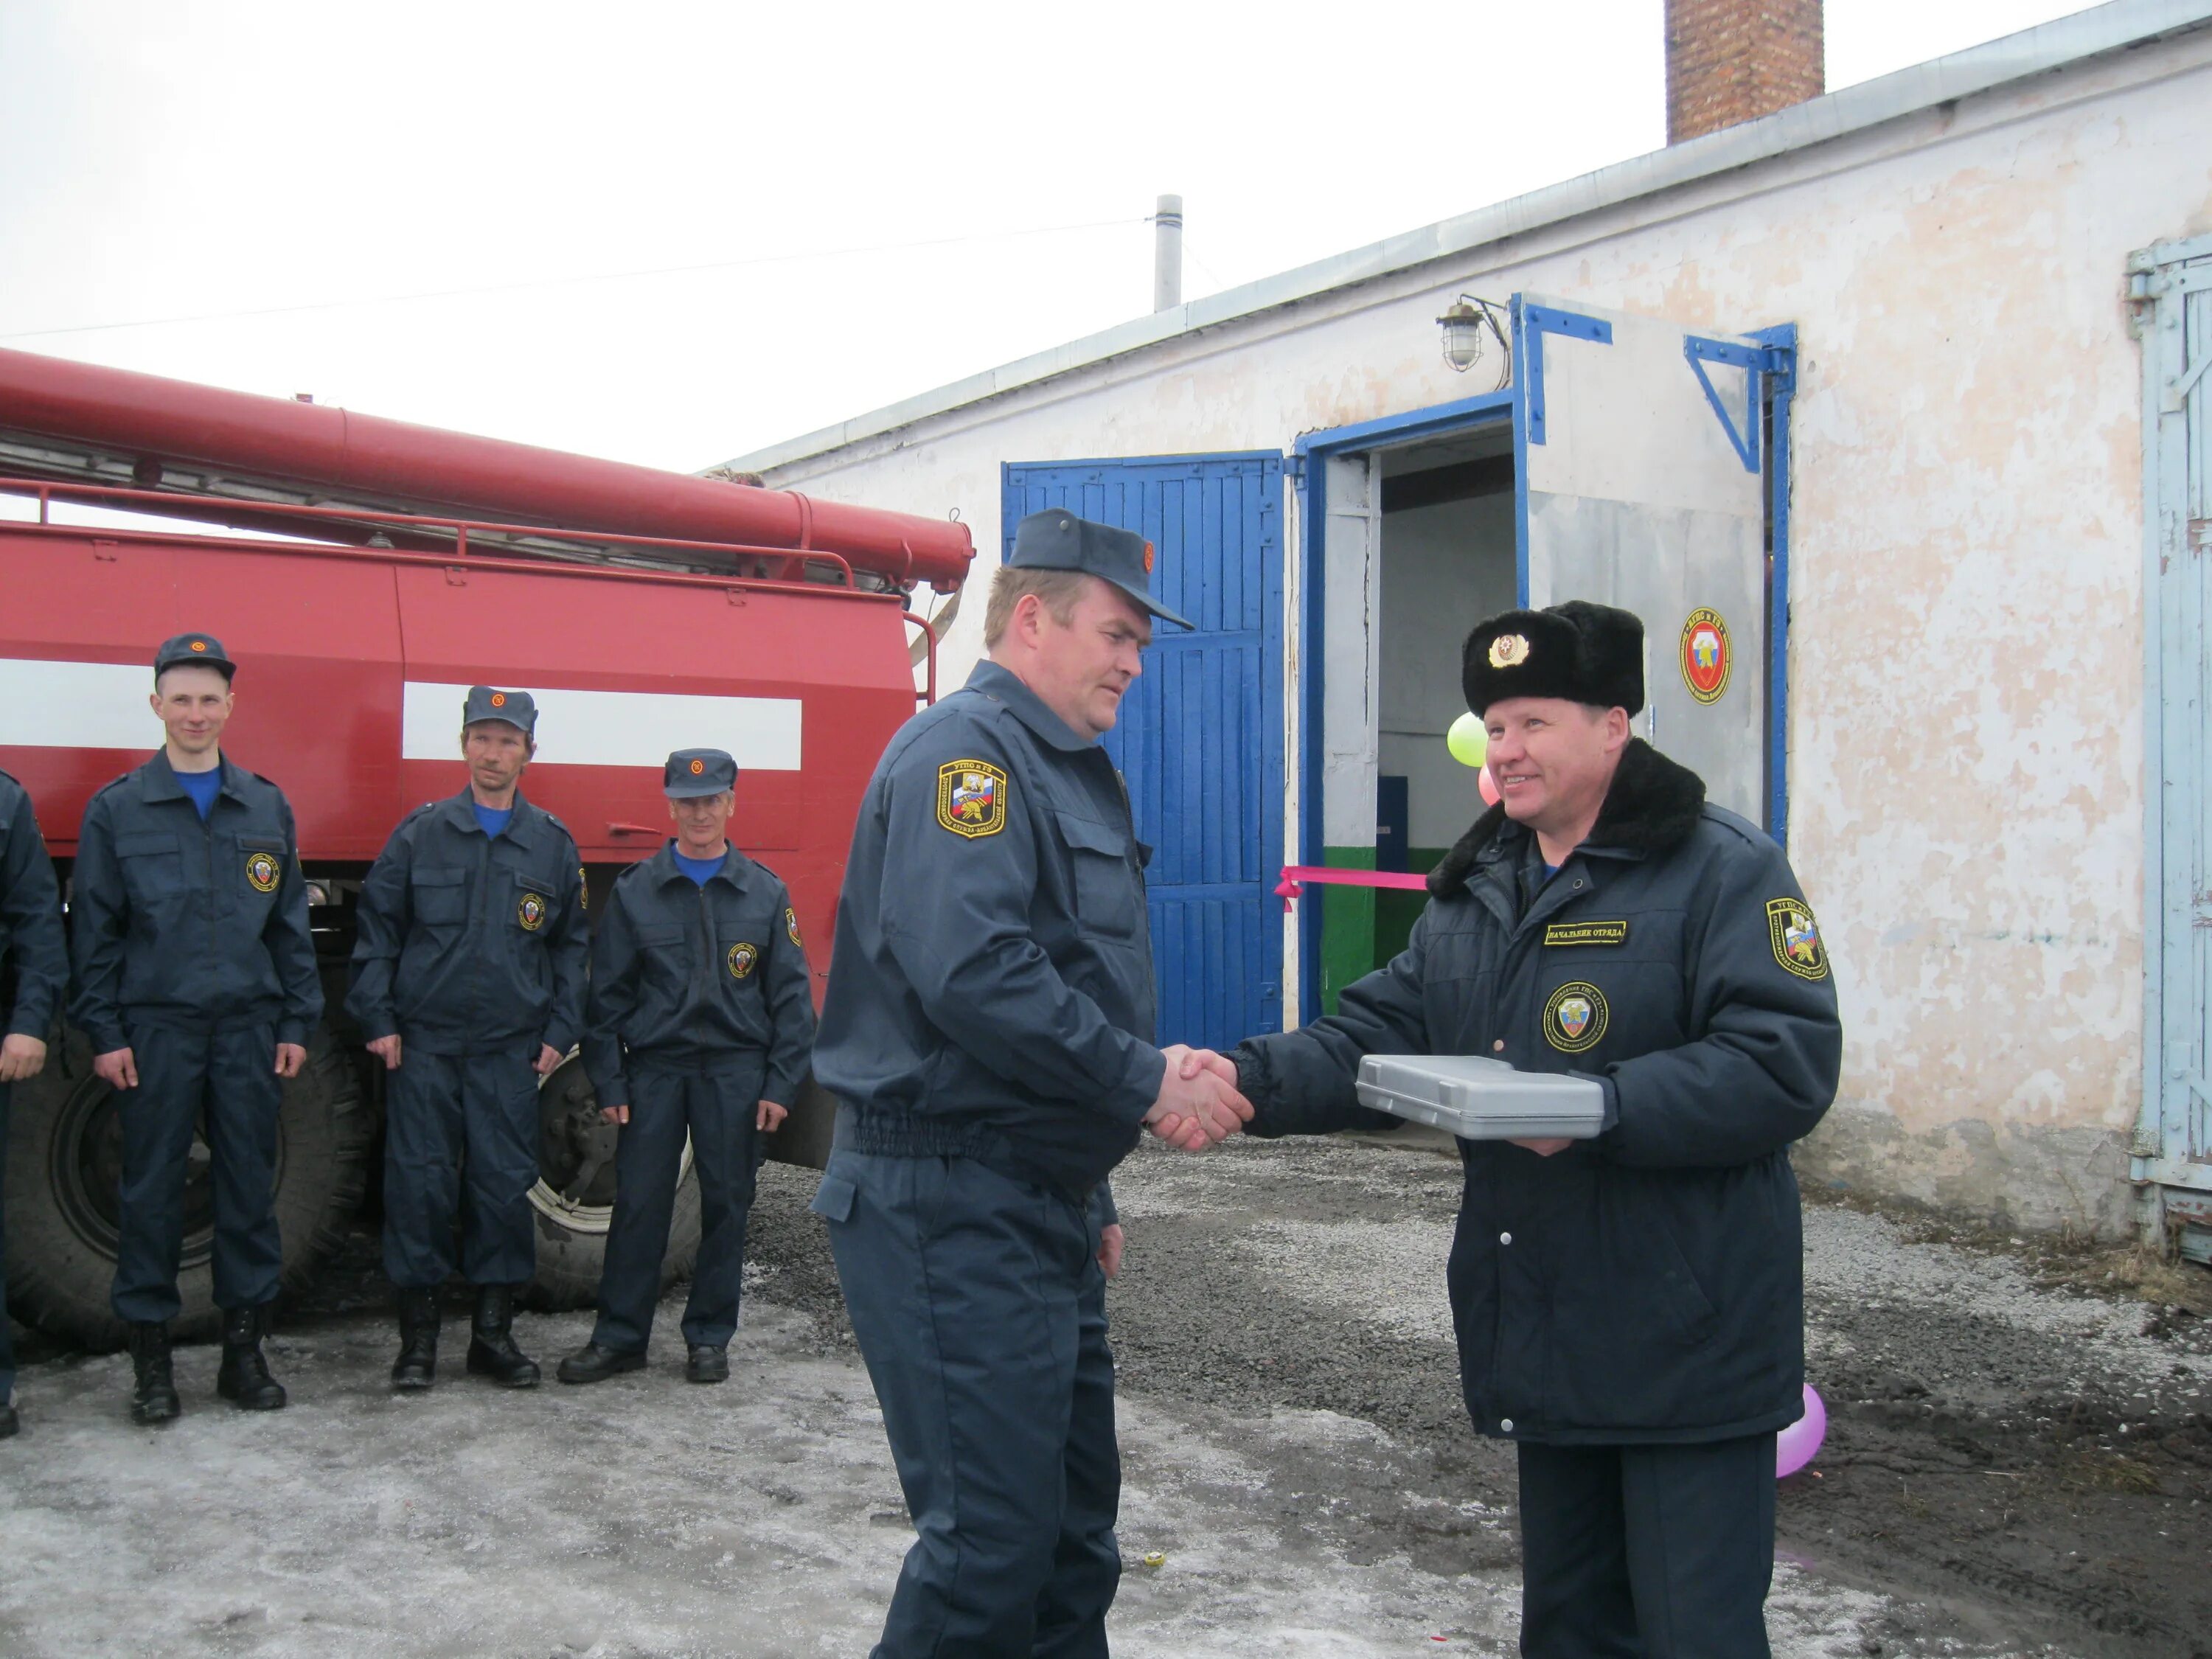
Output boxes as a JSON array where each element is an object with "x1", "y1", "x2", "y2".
[{"x1": 1438, "y1": 294, "x2": 1512, "y2": 387}]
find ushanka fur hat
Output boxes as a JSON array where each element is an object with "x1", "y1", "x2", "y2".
[{"x1": 1461, "y1": 599, "x2": 1646, "y2": 717}]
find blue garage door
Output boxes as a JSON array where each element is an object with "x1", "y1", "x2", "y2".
[{"x1": 1003, "y1": 454, "x2": 1284, "y2": 1052}]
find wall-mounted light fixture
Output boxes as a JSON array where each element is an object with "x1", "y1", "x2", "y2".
[{"x1": 1438, "y1": 294, "x2": 1511, "y2": 388}]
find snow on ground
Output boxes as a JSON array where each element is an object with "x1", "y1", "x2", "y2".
[{"x1": 2, "y1": 1281, "x2": 2033, "y2": 1659}]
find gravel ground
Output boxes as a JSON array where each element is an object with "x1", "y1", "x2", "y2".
[{"x1": 4, "y1": 1133, "x2": 2208, "y2": 1657}]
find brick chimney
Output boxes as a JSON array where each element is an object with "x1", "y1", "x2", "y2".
[{"x1": 1665, "y1": 0, "x2": 1825, "y2": 145}]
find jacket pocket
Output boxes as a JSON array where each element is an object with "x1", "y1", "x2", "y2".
[
  {"x1": 1052, "y1": 810, "x2": 1140, "y2": 939},
  {"x1": 1649, "y1": 1213, "x2": 1720, "y2": 1346},
  {"x1": 116, "y1": 830, "x2": 185, "y2": 907},
  {"x1": 410, "y1": 866, "x2": 468, "y2": 926},
  {"x1": 809, "y1": 1173, "x2": 857, "y2": 1223}
]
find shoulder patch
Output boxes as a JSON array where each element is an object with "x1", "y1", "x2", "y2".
[
  {"x1": 785, "y1": 905, "x2": 803, "y2": 948},
  {"x1": 578, "y1": 864, "x2": 589, "y2": 910},
  {"x1": 936, "y1": 759, "x2": 1008, "y2": 839},
  {"x1": 1766, "y1": 898, "x2": 1829, "y2": 981}
]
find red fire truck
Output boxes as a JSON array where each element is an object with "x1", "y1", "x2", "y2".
[{"x1": 0, "y1": 347, "x2": 973, "y2": 1349}]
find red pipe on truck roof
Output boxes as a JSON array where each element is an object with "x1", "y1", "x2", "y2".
[{"x1": 0, "y1": 346, "x2": 973, "y2": 588}]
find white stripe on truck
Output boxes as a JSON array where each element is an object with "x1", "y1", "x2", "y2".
[
  {"x1": 0, "y1": 661, "x2": 803, "y2": 771},
  {"x1": 402, "y1": 682, "x2": 802, "y2": 770}
]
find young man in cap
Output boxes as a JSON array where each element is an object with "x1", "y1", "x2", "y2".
[
  {"x1": 557, "y1": 748, "x2": 815, "y2": 1386},
  {"x1": 349, "y1": 686, "x2": 588, "y2": 1391},
  {"x1": 71, "y1": 633, "x2": 322, "y2": 1423},
  {"x1": 0, "y1": 768, "x2": 67, "y2": 1439},
  {"x1": 1193, "y1": 600, "x2": 1841, "y2": 1658},
  {"x1": 810, "y1": 509, "x2": 1253, "y2": 1658}
]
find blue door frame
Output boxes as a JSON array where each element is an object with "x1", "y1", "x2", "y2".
[{"x1": 1290, "y1": 333, "x2": 1795, "y2": 1021}]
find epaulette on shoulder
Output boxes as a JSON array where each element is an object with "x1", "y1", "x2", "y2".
[
  {"x1": 534, "y1": 805, "x2": 578, "y2": 845},
  {"x1": 1697, "y1": 803, "x2": 1773, "y2": 852}
]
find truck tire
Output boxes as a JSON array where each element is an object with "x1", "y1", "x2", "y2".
[
  {"x1": 523, "y1": 1049, "x2": 701, "y2": 1312},
  {"x1": 3, "y1": 1020, "x2": 370, "y2": 1352}
]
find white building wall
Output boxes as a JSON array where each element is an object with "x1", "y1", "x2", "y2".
[{"x1": 751, "y1": 34, "x2": 2212, "y2": 1234}]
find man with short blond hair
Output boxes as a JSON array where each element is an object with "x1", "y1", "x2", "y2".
[
  {"x1": 72, "y1": 633, "x2": 321, "y2": 1424},
  {"x1": 980, "y1": 563, "x2": 1089, "y2": 647}
]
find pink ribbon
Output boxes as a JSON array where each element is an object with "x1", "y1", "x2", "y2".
[{"x1": 1275, "y1": 865, "x2": 1431, "y2": 912}]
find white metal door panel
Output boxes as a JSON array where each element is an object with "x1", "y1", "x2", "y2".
[
  {"x1": 1517, "y1": 294, "x2": 1770, "y2": 823},
  {"x1": 2138, "y1": 234, "x2": 2212, "y2": 1246}
]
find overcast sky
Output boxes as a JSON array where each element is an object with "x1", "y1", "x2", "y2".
[{"x1": 0, "y1": 0, "x2": 2096, "y2": 476}]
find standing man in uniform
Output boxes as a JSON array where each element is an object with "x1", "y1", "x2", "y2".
[
  {"x1": 1201, "y1": 601, "x2": 1842, "y2": 1658},
  {"x1": 811, "y1": 509, "x2": 1253, "y2": 1659},
  {"x1": 348, "y1": 686, "x2": 587, "y2": 1392},
  {"x1": 557, "y1": 748, "x2": 815, "y2": 1387},
  {"x1": 0, "y1": 767, "x2": 67, "y2": 1440},
  {"x1": 72, "y1": 633, "x2": 323, "y2": 1425}
]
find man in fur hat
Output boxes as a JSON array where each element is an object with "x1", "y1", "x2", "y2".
[{"x1": 1185, "y1": 599, "x2": 1842, "y2": 1658}]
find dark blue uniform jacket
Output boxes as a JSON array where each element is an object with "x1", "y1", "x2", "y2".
[
  {"x1": 1235, "y1": 742, "x2": 1842, "y2": 1446},
  {"x1": 0, "y1": 771, "x2": 67, "y2": 1043},
  {"x1": 347, "y1": 789, "x2": 587, "y2": 1057},
  {"x1": 813, "y1": 660, "x2": 1164, "y2": 1200},
  {"x1": 581, "y1": 841, "x2": 816, "y2": 1109},
  {"x1": 71, "y1": 752, "x2": 324, "y2": 1054}
]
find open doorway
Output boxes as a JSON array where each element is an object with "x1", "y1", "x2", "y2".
[{"x1": 1373, "y1": 427, "x2": 1517, "y2": 963}]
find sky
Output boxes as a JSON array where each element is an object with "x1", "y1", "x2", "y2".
[{"x1": 0, "y1": 0, "x2": 2101, "y2": 478}]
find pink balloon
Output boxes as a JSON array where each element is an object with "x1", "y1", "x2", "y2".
[
  {"x1": 1478, "y1": 768, "x2": 1501, "y2": 807},
  {"x1": 1775, "y1": 1384, "x2": 1826, "y2": 1478}
]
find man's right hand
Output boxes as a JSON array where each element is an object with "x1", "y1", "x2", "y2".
[
  {"x1": 1144, "y1": 1046, "x2": 1253, "y2": 1150},
  {"x1": 366, "y1": 1034, "x2": 403, "y2": 1071},
  {"x1": 602, "y1": 1102, "x2": 630, "y2": 1125},
  {"x1": 93, "y1": 1047, "x2": 139, "y2": 1091},
  {"x1": 0, "y1": 1032, "x2": 47, "y2": 1082}
]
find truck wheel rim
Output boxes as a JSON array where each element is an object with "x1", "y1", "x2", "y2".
[{"x1": 528, "y1": 1048, "x2": 692, "y2": 1236}]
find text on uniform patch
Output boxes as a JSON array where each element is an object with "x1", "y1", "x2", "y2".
[{"x1": 1544, "y1": 920, "x2": 1628, "y2": 947}]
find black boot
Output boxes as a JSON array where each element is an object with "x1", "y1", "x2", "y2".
[
  {"x1": 0, "y1": 1399, "x2": 18, "y2": 1439},
  {"x1": 215, "y1": 1304, "x2": 288, "y2": 1411},
  {"x1": 465, "y1": 1284, "x2": 539, "y2": 1388},
  {"x1": 128, "y1": 1321, "x2": 181, "y2": 1425},
  {"x1": 391, "y1": 1290, "x2": 440, "y2": 1391},
  {"x1": 557, "y1": 1340, "x2": 647, "y2": 1385}
]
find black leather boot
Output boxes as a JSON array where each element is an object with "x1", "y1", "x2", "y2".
[
  {"x1": 465, "y1": 1284, "x2": 539, "y2": 1388},
  {"x1": 557, "y1": 1340, "x2": 647, "y2": 1385},
  {"x1": 215, "y1": 1304, "x2": 288, "y2": 1411},
  {"x1": 391, "y1": 1290, "x2": 440, "y2": 1391},
  {"x1": 128, "y1": 1321, "x2": 181, "y2": 1425}
]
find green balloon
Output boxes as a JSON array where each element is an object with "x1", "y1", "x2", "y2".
[{"x1": 1447, "y1": 712, "x2": 1488, "y2": 769}]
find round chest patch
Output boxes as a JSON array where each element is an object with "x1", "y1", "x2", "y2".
[
  {"x1": 727, "y1": 942, "x2": 759, "y2": 980},
  {"x1": 1543, "y1": 981, "x2": 1609, "y2": 1054},
  {"x1": 243, "y1": 851, "x2": 281, "y2": 893},
  {"x1": 1680, "y1": 608, "x2": 1731, "y2": 705},
  {"x1": 517, "y1": 891, "x2": 548, "y2": 931}
]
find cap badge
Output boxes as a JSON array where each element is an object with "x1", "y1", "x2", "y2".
[
  {"x1": 244, "y1": 850, "x2": 281, "y2": 894},
  {"x1": 189, "y1": 640, "x2": 208, "y2": 653},
  {"x1": 1680, "y1": 608, "x2": 1731, "y2": 705},
  {"x1": 689, "y1": 758, "x2": 705, "y2": 775},
  {"x1": 1543, "y1": 981, "x2": 1609, "y2": 1054},
  {"x1": 490, "y1": 692, "x2": 507, "y2": 708},
  {"x1": 936, "y1": 759, "x2": 1008, "y2": 839},
  {"x1": 1143, "y1": 540, "x2": 1156, "y2": 574},
  {"x1": 1766, "y1": 898, "x2": 1829, "y2": 981},
  {"x1": 517, "y1": 891, "x2": 547, "y2": 931},
  {"x1": 727, "y1": 941, "x2": 759, "y2": 980},
  {"x1": 1489, "y1": 633, "x2": 1531, "y2": 669}
]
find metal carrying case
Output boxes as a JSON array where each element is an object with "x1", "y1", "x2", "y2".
[{"x1": 1354, "y1": 1054, "x2": 1607, "y2": 1141}]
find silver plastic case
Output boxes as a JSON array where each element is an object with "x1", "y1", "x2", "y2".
[{"x1": 1354, "y1": 1054, "x2": 1607, "y2": 1140}]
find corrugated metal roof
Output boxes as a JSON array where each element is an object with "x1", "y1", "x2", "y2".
[{"x1": 718, "y1": 0, "x2": 2212, "y2": 475}]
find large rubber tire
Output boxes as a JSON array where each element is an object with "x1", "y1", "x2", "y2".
[
  {"x1": 521, "y1": 1049, "x2": 702, "y2": 1312},
  {"x1": 3, "y1": 1020, "x2": 370, "y2": 1352}
]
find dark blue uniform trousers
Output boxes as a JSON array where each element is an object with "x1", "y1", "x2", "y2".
[
  {"x1": 1515, "y1": 1432, "x2": 1778, "y2": 1659},
  {"x1": 1, "y1": 1079, "x2": 14, "y2": 1402},
  {"x1": 590, "y1": 1063, "x2": 762, "y2": 1354},
  {"x1": 382, "y1": 1048, "x2": 540, "y2": 1289},
  {"x1": 110, "y1": 1022, "x2": 283, "y2": 1324},
  {"x1": 817, "y1": 1150, "x2": 1120, "y2": 1659}
]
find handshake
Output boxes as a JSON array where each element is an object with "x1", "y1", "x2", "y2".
[{"x1": 1143, "y1": 1045, "x2": 1253, "y2": 1151}]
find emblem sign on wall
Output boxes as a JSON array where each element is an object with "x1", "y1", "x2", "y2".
[{"x1": 1679, "y1": 608, "x2": 1731, "y2": 705}]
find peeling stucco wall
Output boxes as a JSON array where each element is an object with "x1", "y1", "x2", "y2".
[{"x1": 748, "y1": 34, "x2": 2212, "y2": 1234}]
